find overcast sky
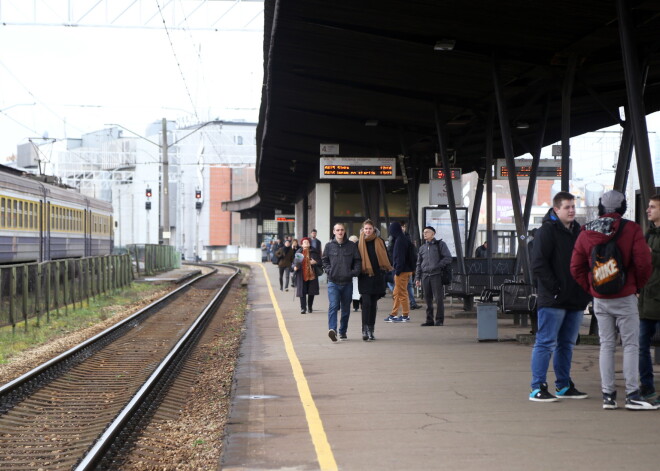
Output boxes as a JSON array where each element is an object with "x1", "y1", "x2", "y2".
[{"x1": 0, "y1": 22, "x2": 264, "y2": 158}]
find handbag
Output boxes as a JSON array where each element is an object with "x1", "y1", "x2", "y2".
[
  {"x1": 440, "y1": 263, "x2": 453, "y2": 285},
  {"x1": 313, "y1": 264, "x2": 324, "y2": 277}
]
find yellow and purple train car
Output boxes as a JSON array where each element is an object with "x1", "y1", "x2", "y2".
[{"x1": 0, "y1": 165, "x2": 113, "y2": 263}]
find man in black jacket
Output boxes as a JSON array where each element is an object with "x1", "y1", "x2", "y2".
[
  {"x1": 322, "y1": 223, "x2": 361, "y2": 342},
  {"x1": 385, "y1": 221, "x2": 416, "y2": 322},
  {"x1": 529, "y1": 191, "x2": 591, "y2": 402}
]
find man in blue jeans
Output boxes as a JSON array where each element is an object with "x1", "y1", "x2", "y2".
[
  {"x1": 637, "y1": 194, "x2": 660, "y2": 403},
  {"x1": 529, "y1": 191, "x2": 591, "y2": 402},
  {"x1": 322, "y1": 223, "x2": 362, "y2": 342}
]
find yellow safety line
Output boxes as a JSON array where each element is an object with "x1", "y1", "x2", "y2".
[{"x1": 259, "y1": 264, "x2": 338, "y2": 471}]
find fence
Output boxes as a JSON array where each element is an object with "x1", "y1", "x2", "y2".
[
  {"x1": 125, "y1": 244, "x2": 181, "y2": 277},
  {"x1": 0, "y1": 254, "x2": 132, "y2": 331}
]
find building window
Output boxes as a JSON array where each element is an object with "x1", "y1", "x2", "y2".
[{"x1": 237, "y1": 136, "x2": 243, "y2": 145}]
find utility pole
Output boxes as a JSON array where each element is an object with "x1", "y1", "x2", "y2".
[{"x1": 161, "y1": 118, "x2": 170, "y2": 245}]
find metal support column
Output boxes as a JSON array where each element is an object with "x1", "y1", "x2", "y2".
[
  {"x1": 379, "y1": 180, "x2": 390, "y2": 229},
  {"x1": 613, "y1": 118, "x2": 634, "y2": 192},
  {"x1": 485, "y1": 103, "x2": 495, "y2": 279},
  {"x1": 491, "y1": 57, "x2": 532, "y2": 286},
  {"x1": 466, "y1": 170, "x2": 485, "y2": 258},
  {"x1": 561, "y1": 56, "x2": 578, "y2": 192},
  {"x1": 359, "y1": 181, "x2": 371, "y2": 220},
  {"x1": 434, "y1": 100, "x2": 466, "y2": 278},
  {"x1": 616, "y1": 0, "x2": 655, "y2": 202}
]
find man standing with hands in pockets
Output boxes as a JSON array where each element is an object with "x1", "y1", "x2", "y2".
[{"x1": 416, "y1": 226, "x2": 452, "y2": 326}]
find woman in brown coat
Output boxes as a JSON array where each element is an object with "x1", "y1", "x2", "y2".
[{"x1": 293, "y1": 237, "x2": 321, "y2": 313}]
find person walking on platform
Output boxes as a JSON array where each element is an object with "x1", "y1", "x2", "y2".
[
  {"x1": 275, "y1": 239, "x2": 294, "y2": 291},
  {"x1": 357, "y1": 220, "x2": 392, "y2": 341},
  {"x1": 290, "y1": 239, "x2": 300, "y2": 288},
  {"x1": 322, "y1": 223, "x2": 361, "y2": 342},
  {"x1": 309, "y1": 229, "x2": 322, "y2": 253},
  {"x1": 415, "y1": 226, "x2": 452, "y2": 326},
  {"x1": 293, "y1": 237, "x2": 321, "y2": 314},
  {"x1": 385, "y1": 221, "x2": 415, "y2": 322},
  {"x1": 638, "y1": 194, "x2": 660, "y2": 404},
  {"x1": 529, "y1": 191, "x2": 591, "y2": 403},
  {"x1": 571, "y1": 190, "x2": 655, "y2": 410}
]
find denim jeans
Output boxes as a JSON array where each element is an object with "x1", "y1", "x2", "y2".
[
  {"x1": 530, "y1": 307, "x2": 583, "y2": 390},
  {"x1": 639, "y1": 319, "x2": 659, "y2": 393},
  {"x1": 328, "y1": 281, "x2": 353, "y2": 335}
]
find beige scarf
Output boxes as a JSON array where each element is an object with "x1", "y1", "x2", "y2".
[{"x1": 358, "y1": 232, "x2": 392, "y2": 276}]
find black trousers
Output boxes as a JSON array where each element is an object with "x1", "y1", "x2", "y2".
[
  {"x1": 422, "y1": 274, "x2": 445, "y2": 324},
  {"x1": 361, "y1": 293, "x2": 380, "y2": 327},
  {"x1": 298, "y1": 280, "x2": 315, "y2": 310},
  {"x1": 278, "y1": 266, "x2": 290, "y2": 289}
]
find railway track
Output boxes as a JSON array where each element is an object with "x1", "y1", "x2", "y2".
[{"x1": 0, "y1": 265, "x2": 240, "y2": 470}]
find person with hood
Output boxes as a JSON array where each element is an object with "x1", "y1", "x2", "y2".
[
  {"x1": 357, "y1": 220, "x2": 393, "y2": 341},
  {"x1": 529, "y1": 191, "x2": 591, "y2": 403},
  {"x1": 292, "y1": 237, "x2": 322, "y2": 314},
  {"x1": 275, "y1": 239, "x2": 295, "y2": 291},
  {"x1": 415, "y1": 226, "x2": 452, "y2": 326},
  {"x1": 322, "y1": 223, "x2": 362, "y2": 342},
  {"x1": 571, "y1": 190, "x2": 654, "y2": 410},
  {"x1": 385, "y1": 221, "x2": 416, "y2": 322},
  {"x1": 638, "y1": 194, "x2": 660, "y2": 404}
]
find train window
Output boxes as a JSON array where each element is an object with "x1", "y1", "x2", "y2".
[
  {"x1": 0, "y1": 197, "x2": 4, "y2": 228},
  {"x1": 12, "y1": 200, "x2": 17, "y2": 228}
]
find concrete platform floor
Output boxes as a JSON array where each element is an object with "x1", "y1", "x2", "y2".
[{"x1": 221, "y1": 262, "x2": 659, "y2": 471}]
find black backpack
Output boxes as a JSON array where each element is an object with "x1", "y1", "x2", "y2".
[
  {"x1": 436, "y1": 241, "x2": 453, "y2": 285},
  {"x1": 590, "y1": 220, "x2": 627, "y2": 295}
]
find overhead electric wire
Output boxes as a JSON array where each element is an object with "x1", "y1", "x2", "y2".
[{"x1": 156, "y1": 0, "x2": 201, "y2": 122}]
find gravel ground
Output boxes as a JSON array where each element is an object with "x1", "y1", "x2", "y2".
[{"x1": 0, "y1": 275, "x2": 247, "y2": 470}]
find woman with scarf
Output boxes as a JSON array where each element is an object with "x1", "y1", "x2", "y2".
[
  {"x1": 358, "y1": 219, "x2": 393, "y2": 341},
  {"x1": 293, "y1": 237, "x2": 321, "y2": 314}
]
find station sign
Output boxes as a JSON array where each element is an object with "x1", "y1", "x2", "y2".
[
  {"x1": 320, "y1": 143, "x2": 340, "y2": 155},
  {"x1": 495, "y1": 158, "x2": 571, "y2": 180},
  {"x1": 319, "y1": 157, "x2": 396, "y2": 179}
]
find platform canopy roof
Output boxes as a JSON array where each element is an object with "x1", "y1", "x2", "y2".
[{"x1": 256, "y1": 0, "x2": 660, "y2": 206}]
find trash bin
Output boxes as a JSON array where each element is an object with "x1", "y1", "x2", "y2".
[{"x1": 477, "y1": 302, "x2": 498, "y2": 341}]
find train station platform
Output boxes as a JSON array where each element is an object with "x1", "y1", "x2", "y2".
[{"x1": 222, "y1": 262, "x2": 659, "y2": 471}]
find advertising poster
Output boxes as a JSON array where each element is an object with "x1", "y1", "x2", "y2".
[{"x1": 422, "y1": 207, "x2": 467, "y2": 257}]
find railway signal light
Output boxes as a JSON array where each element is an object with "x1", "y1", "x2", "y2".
[
  {"x1": 145, "y1": 201, "x2": 152, "y2": 210},
  {"x1": 195, "y1": 190, "x2": 202, "y2": 199},
  {"x1": 146, "y1": 187, "x2": 152, "y2": 198}
]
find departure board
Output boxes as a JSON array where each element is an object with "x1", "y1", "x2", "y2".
[
  {"x1": 319, "y1": 157, "x2": 396, "y2": 179},
  {"x1": 494, "y1": 158, "x2": 570, "y2": 180},
  {"x1": 429, "y1": 168, "x2": 462, "y2": 180}
]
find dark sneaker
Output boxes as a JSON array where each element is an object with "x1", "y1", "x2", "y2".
[
  {"x1": 556, "y1": 381, "x2": 588, "y2": 399},
  {"x1": 602, "y1": 391, "x2": 617, "y2": 410},
  {"x1": 529, "y1": 383, "x2": 558, "y2": 402},
  {"x1": 384, "y1": 315, "x2": 399, "y2": 322},
  {"x1": 308, "y1": 307, "x2": 313, "y2": 313},
  {"x1": 410, "y1": 304, "x2": 421, "y2": 310},
  {"x1": 328, "y1": 329, "x2": 337, "y2": 342},
  {"x1": 300, "y1": 309, "x2": 306, "y2": 314},
  {"x1": 339, "y1": 333, "x2": 347, "y2": 341},
  {"x1": 421, "y1": 321, "x2": 434, "y2": 326},
  {"x1": 399, "y1": 316, "x2": 411, "y2": 322},
  {"x1": 435, "y1": 322, "x2": 444, "y2": 326},
  {"x1": 625, "y1": 391, "x2": 660, "y2": 410},
  {"x1": 640, "y1": 386, "x2": 657, "y2": 402}
]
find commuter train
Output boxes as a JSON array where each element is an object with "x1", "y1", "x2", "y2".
[{"x1": 0, "y1": 165, "x2": 113, "y2": 264}]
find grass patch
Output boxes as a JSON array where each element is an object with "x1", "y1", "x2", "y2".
[{"x1": 0, "y1": 283, "x2": 170, "y2": 364}]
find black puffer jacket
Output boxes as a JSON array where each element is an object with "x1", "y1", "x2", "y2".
[
  {"x1": 389, "y1": 222, "x2": 415, "y2": 275},
  {"x1": 531, "y1": 207, "x2": 590, "y2": 310},
  {"x1": 321, "y1": 238, "x2": 362, "y2": 284}
]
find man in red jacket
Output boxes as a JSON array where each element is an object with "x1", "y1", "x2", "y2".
[{"x1": 571, "y1": 190, "x2": 655, "y2": 410}]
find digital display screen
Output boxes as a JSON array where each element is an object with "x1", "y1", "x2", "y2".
[
  {"x1": 495, "y1": 159, "x2": 570, "y2": 180},
  {"x1": 319, "y1": 157, "x2": 396, "y2": 179},
  {"x1": 429, "y1": 168, "x2": 462, "y2": 180}
]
